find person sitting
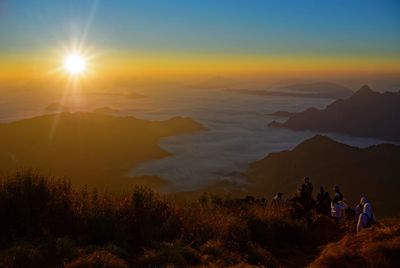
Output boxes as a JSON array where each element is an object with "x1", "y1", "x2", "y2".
[
  {"x1": 271, "y1": 192, "x2": 284, "y2": 208},
  {"x1": 356, "y1": 196, "x2": 375, "y2": 232},
  {"x1": 316, "y1": 186, "x2": 331, "y2": 215},
  {"x1": 331, "y1": 195, "x2": 347, "y2": 223}
]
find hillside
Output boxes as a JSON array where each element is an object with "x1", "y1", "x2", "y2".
[
  {"x1": 0, "y1": 172, "x2": 399, "y2": 267},
  {"x1": 310, "y1": 219, "x2": 400, "y2": 267},
  {"x1": 0, "y1": 112, "x2": 204, "y2": 190},
  {"x1": 247, "y1": 135, "x2": 400, "y2": 216},
  {"x1": 269, "y1": 85, "x2": 400, "y2": 141}
]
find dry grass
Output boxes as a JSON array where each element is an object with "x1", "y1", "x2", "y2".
[
  {"x1": 0, "y1": 171, "x2": 399, "y2": 267},
  {"x1": 309, "y1": 219, "x2": 400, "y2": 268},
  {"x1": 66, "y1": 250, "x2": 129, "y2": 268}
]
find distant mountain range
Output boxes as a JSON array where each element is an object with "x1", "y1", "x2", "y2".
[
  {"x1": 93, "y1": 106, "x2": 121, "y2": 115},
  {"x1": 44, "y1": 102, "x2": 69, "y2": 112},
  {"x1": 267, "y1": 111, "x2": 298, "y2": 117},
  {"x1": 0, "y1": 112, "x2": 204, "y2": 190},
  {"x1": 226, "y1": 82, "x2": 353, "y2": 99},
  {"x1": 247, "y1": 135, "x2": 400, "y2": 216},
  {"x1": 269, "y1": 85, "x2": 400, "y2": 141}
]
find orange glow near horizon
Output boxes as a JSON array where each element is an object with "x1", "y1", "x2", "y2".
[{"x1": 0, "y1": 51, "x2": 400, "y2": 82}]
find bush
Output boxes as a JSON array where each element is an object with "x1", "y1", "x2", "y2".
[
  {"x1": 128, "y1": 187, "x2": 181, "y2": 244},
  {"x1": 0, "y1": 171, "x2": 76, "y2": 246},
  {"x1": 0, "y1": 244, "x2": 48, "y2": 268},
  {"x1": 137, "y1": 241, "x2": 201, "y2": 267},
  {"x1": 246, "y1": 215, "x2": 310, "y2": 251},
  {"x1": 246, "y1": 242, "x2": 279, "y2": 267}
]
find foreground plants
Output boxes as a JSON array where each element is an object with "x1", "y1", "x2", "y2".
[{"x1": 0, "y1": 171, "x2": 398, "y2": 267}]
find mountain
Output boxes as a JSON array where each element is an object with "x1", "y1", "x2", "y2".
[
  {"x1": 44, "y1": 102, "x2": 69, "y2": 112},
  {"x1": 267, "y1": 111, "x2": 298, "y2": 117},
  {"x1": 278, "y1": 82, "x2": 353, "y2": 98},
  {"x1": 226, "y1": 81, "x2": 353, "y2": 99},
  {"x1": 269, "y1": 85, "x2": 400, "y2": 141},
  {"x1": 247, "y1": 135, "x2": 400, "y2": 216},
  {"x1": 93, "y1": 106, "x2": 121, "y2": 114},
  {"x1": 0, "y1": 112, "x2": 204, "y2": 190}
]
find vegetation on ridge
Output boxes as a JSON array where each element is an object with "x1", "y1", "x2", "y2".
[{"x1": 0, "y1": 171, "x2": 399, "y2": 267}]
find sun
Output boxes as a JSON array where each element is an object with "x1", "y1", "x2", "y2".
[{"x1": 63, "y1": 53, "x2": 87, "y2": 76}]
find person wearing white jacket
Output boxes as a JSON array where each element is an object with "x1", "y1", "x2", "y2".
[
  {"x1": 357, "y1": 197, "x2": 375, "y2": 233},
  {"x1": 331, "y1": 195, "x2": 347, "y2": 223}
]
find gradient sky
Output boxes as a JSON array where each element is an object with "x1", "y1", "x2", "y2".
[{"x1": 1, "y1": 0, "x2": 400, "y2": 79}]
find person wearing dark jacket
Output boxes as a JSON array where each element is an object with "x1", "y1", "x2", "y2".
[
  {"x1": 304, "y1": 177, "x2": 313, "y2": 200},
  {"x1": 316, "y1": 186, "x2": 331, "y2": 215},
  {"x1": 333, "y1": 185, "x2": 343, "y2": 201}
]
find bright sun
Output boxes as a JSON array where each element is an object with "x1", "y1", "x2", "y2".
[{"x1": 63, "y1": 53, "x2": 87, "y2": 76}]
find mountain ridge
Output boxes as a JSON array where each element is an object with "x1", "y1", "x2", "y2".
[
  {"x1": 247, "y1": 134, "x2": 400, "y2": 216},
  {"x1": 269, "y1": 86, "x2": 400, "y2": 141},
  {"x1": 0, "y1": 112, "x2": 205, "y2": 190}
]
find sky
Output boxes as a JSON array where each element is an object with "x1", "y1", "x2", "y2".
[{"x1": 0, "y1": 0, "x2": 400, "y2": 80}]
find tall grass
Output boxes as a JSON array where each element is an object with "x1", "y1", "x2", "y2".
[
  {"x1": 309, "y1": 219, "x2": 400, "y2": 268},
  {"x1": 0, "y1": 171, "x2": 398, "y2": 267}
]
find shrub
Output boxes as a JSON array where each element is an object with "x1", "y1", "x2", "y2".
[
  {"x1": 246, "y1": 215, "x2": 310, "y2": 251},
  {"x1": 124, "y1": 186, "x2": 181, "y2": 246},
  {"x1": 137, "y1": 241, "x2": 201, "y2": 267},
  {"x1": 246, "y1": 242, "x2": 279, "y2": 267},
  {"x1": 0, "y1": 171, "x2": 77, "y2": 246},
  {"x1": 0, "y1": 243, "x2": 48, "y2": 268}
]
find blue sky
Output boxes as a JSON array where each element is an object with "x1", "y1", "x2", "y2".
[{"x1": 1, "y1": 0, "x2": 399, "y2": 57}]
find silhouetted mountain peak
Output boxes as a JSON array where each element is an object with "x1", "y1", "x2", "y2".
[
  {"x1": 291, "y1": 135, "x2": 359, "y2": 156},
  {"x1": 353, "y1": 85, "x2": 374, "y2": 96},
  {"x1": 270, "y1": 86, "x2": 400, "y2": 141},
  {"x1": 304, "y1": 134, "x2": 334, "y2": 143},
  {"x1": 294, "y1": 135, "x2": 340, "y2": 150}
]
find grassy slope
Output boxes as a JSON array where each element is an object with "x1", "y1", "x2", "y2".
[
  {"x1": 310, "y1": 219, "x2": 400, "y2": 268},
  {"x1": 1, "y1": 171, "x2": 398, "y2": 267}
]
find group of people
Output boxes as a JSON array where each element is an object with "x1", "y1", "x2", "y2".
[{"x1": 271, "y1": 177, "x2": 375, "y2": 233}]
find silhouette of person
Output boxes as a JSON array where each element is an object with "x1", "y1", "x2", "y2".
[
  {"x1": 333, "y1": 186, "x2": 343, "y2": 201},
  {"x1": 316, "y1": 186, "x2": 331, "y2": 215},
  {"x1": 304, "y1": 177, "x2": 313, "y2": 200},
  {"x1": 271, "y1": 192, "x2": 284, "y2": 208}
]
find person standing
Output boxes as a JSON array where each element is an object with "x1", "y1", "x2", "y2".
[
  {"x1": 333, "y1": 186, "x2": 344, "y2": 201},
  {"x1": 316, "y1": 186, "x2": 331, "y2": 215},
  {"x1": 331, "y1": 195, "x2": 347, "y2": 223},
  {"x1": 304, "y1": 177, "x2": 313, "y2": 200},
  {"x1": 271, "y1": 192, "x2": 284, "y2": 209}
]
